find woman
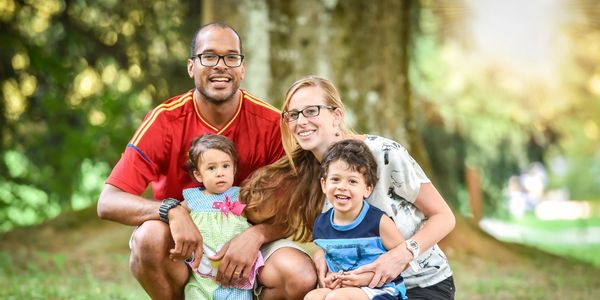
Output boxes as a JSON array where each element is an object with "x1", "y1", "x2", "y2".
[{"x1": 241, "y1": 75, "x2": 455, "y2": 299}]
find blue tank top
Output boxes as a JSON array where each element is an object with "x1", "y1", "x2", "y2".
[{"x1": 313, "y1": 201, "x2": 405, "y2": 291}]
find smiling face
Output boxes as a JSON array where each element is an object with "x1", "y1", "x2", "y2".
[
  {"x1": 321, "y1": 159, "x2": 373, "y2": 221},
  {"x1": 285, "y1": 86, "x2": 343, "y2": 160},
  {"x1": 187, "y1": 26, "x2": 245, "y2": 104},
  {"x1": 193, "y1": 149, "x2": 235, "y2": 194}
]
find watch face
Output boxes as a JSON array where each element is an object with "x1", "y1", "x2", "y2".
[
  {"x1": 164, "y1": 199, "x2": 179, "y2": 206},
  {"x1": 159, "y1": 199, "x2": 180, "y2": 223},
  {"x1": 408, "y1": 240, "x2": 418, "y2": 250}
]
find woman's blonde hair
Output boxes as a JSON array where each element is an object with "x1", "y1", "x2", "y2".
[
  {"x1": 240, "y1": 75, "x2": 352, "y2": 242},
  {"x1": 240, "y1": 149, "x2": 321, "y2": 242},
  {"x1": 280, "y1": 75, "x2": 352, "y2": 172}
]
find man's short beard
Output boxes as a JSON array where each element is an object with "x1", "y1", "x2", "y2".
[{"x1": 197, "y1": 86, "x2": 238, "y2": 104}]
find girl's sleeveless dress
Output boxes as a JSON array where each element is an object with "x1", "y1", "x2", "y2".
[{"x1": 183, "y1": 186, "x2": 264, "y2": 300}]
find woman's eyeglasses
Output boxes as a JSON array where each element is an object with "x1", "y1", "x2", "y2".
[{"x1": 282, "y1": 105, "x2": 336, "y2": 122}]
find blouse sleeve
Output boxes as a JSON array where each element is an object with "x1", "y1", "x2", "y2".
[{"x1": 367, "y1": 135, "x2": 430, "y2": 204}]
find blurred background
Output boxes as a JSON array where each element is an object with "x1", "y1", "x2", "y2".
[{"x1": 1, "y1": 0, "x2": 599, "y2": 299}]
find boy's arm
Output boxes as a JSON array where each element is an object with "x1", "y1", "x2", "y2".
[
  {"x1": 379, "y1": 215, "x2": 406, "y2": 250},
  {"x1": 314, "y1": 248, "x2": 346, "y2": 289},
  {"x1": 313, "y1": 248, "x2": 328, "y2": 288},
  {"x1": 338, "y1": 215, "x2": 405, "y2": 288},
  {"x1": 344, "y1": 215, "x2": 413, "y2": 288}
]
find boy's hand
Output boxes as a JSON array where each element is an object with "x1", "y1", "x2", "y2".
[
  {"x1": 337, "y1": 271, "x2": 375, "y2": 287},
  {"x1": 323, "y1": 271, "x2": 343, "y2": 289}
]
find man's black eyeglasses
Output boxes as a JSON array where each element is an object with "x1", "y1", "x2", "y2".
[
  {"x1": 282, "y1": 105, "x2": 336, "y2": 122},
  {"x1": 191, "y1": 53, "x2": 244, "y2": 67}
]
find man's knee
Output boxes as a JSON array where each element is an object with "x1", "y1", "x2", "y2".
[{"x1": 130, "y1": 221, "x2": 172, "y2": 272}]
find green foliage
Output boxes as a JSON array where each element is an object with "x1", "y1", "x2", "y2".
[
  {"x1": 412, "y1": 1, "x2": 600, "y2": 215},
  {"x1": 2, "y1": 0, "x2": 600, "y2": 231},
  {"x1": 413, "y1": 34, "x2": 528, "y2": 215},
  {"x1": 1, "y1": 0, "x2": 196, "y2": 231}
]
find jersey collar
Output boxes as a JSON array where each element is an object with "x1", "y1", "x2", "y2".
[{"x1": 193, "y1": 90, "x2": 243, "y2": 134}]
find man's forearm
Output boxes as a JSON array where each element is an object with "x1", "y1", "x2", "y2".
[{"x1": 97, "y1": 184, "x2": 161, "y2": 226}]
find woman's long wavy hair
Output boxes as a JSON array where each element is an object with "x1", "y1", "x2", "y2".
[{"x1": 241, "y1": 75, "x2": 352, "y2": 242}]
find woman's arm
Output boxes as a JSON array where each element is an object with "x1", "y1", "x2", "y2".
[
  {"x1": 244, "y1": 204, "x2": 274, "y2": 225},
  {"x1": 341, "y1": 215, "x2": 409, "y2": 288},
  {"x1": 407, "y1": 182, "x2": 456, "y2": 257},
  {"x1": 350, "y1": 183, "x2": 455, "y2": 288}
]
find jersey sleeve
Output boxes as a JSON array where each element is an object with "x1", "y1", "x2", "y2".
[
  {"x1": 266, "y1": 121, "x2": 285, "y2": 164},
  {"x1": 106, "y1": 110, "x2": 171, "y2": 195}
]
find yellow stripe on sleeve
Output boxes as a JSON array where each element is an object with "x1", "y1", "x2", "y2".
[{"x1": 130, "y1": 95, "x2": 192, "y2": 146}]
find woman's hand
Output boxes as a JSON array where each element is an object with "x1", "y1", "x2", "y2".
[{"x1": 350, "y1": 247, "x2": 411, "y2": 288}]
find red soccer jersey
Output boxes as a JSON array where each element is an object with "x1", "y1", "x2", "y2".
[{"x1": 106, "y1": 89, "x2": 284, "y2": 201}]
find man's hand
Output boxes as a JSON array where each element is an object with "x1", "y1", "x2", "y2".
[
  {"x1": 350, "y1": 247, "x2": 410, "y2": 288},
  {"x1": 167, "y1": 205, "x2": 203, "y2": 271},
  {"x1": 210, "y1": 228, "x2": 261, "y2": 286}
]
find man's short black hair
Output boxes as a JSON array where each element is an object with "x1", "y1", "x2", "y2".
[{"x1": 190, "y1": 22, "x2": 243, "y2": 57}]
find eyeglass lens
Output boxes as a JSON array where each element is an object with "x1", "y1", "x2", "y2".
[
  {"x1": 196, "y1": 54, "x2": 243, "y2": 67},
  {"x1": 286, "y1": 106, "x2": 325, "y2": 121}
]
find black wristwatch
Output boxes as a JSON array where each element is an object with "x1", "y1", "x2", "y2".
[{"x1": 159, "y1": 198, "x2": 181, "y2": 223}]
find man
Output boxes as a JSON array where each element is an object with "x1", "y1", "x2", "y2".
[{"x1": 97, "y1": 23, "x2": 316, "y2": 299}]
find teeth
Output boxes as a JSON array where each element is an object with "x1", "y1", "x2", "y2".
[
  {"x1": 298, "y1": 130, "x2": 314, "y2": 137},
  {"x1": 211, "y1": 77, "x2": 229, "y2": 82}
]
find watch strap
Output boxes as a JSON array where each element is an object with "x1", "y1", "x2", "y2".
[
  {"x1": 159, "y1": 198, "x2": 181, "y2": 223},
  {"x1": 405, "y1": 239, "x2": 421, "y2": 272},
  {"x1": 409, "y1": 261, "x2": 420, "y2": 272},
  {"x1": 405, "y1": 239, "x2": 420, "y2": 259}
]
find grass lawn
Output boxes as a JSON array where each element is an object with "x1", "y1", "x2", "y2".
[
  {"x1": 2, "y1": 207, "x2": 600, "y2": 299},
  {"x1": 0, "y1": 252, "x2": 146, "y2": 299},
  {"x1": 481, "y1": 214, "x2": 600, "y2": 268}
]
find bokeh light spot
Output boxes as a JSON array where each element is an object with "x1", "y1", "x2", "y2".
[{"x1": 11, "y1": 52, "x2": 30, "y2": 70}]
